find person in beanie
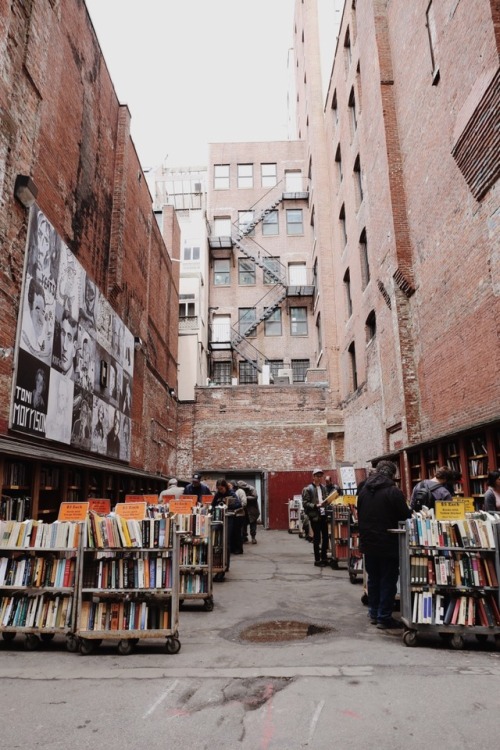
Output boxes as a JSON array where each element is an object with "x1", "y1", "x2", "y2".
[
  {"x1": 158, "y1": 478, "x2": 184, "y2": 503},
  {"x1": 357, "y1": 460, "x2": 411, "y2": 629},
  {"x1": 302, "y1": 468, "x2": 330, "y2": 567}
]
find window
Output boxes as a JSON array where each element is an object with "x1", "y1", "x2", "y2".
[
  {"x1": 349, "y1": 88, "x2": 357, "y2": 134},
  {"x1": 183, "y1": 245, "x2": 200, "y2": 261},
  {"x1": 239, "y1": 361, "x2": 258, "y2": 384},
  {"x1": 348, "y1": 342, "x2": 358, "y2": 390},
  {"x1": 214, "y1": 217, "x2": 231, "y2": 237},
  {"x1": 426, "y1": 1, "x2": 440, "y2": 83},
  {"x1": 290, "y1": 307, "x2": 308, "y2": 336},
  {"x1": 286, "y1": 209, "x2": 303, "y2": 235},
  {"x1": 316, "y1": 313, "x2": 322, "y2": 354},
  {"x1": 262, "y1": 210, "x2": 279, "y2": 236},
  {"x1": 264, "y1": 308, "x2": 282, "y2": 336},
  {"x1": 264, "y1": 257, "x2": 281, "y2": 284},
  {"x1": 365, "y1": 310, "x2": 376, "y2": 342},
  {"x1": 353, "y1": 155, "x2": 363, "y2": 207},
  {"x1": 332, "y1": 90, "x2": 338, "y2": 125},
  {"x1": 359, "y1": 228, "x2": 370, "y2": 288},
  {"x1": 344, "y1": 268, "x2": 353, "y2": 318},
  {"x1": 292, "y1": 359, "x2": 310, "y2": 382},
  {"x1": 212, "y1": 361, "x2": 232, "y2": 385},
  {"x1": 261, "y1": 163, "x2": 277, "y2": 187},
  {"x1": 285, "y1": 170, "x2": 303, "y2": 192},
  {"x1": 288, "y1": 263, "x2": 307, "y2": 285},
  {"x1": 268, "y1": 360, "x2": 284, "y2": 380},
  {"x1": 214, "y1": 164, "x2": 229, "y2": 190},
  {"x1": 335, "y1": 145, "x2": 343, "y2": 183},
  {"x1": 339, "y1": 205, "x2": 347, "y2": 249},
  {"x1": 238, "y1": 258, "x2": 255, "y2": 285},
  {"x1": 237, "y1": 163, "x2": 253, "y2": 188},
  {"x1": 238, "y1": 307, "x2": 256, "y2": 337},
  {"x1": 179, "y1": 295, "x2": 195, "y2": 318},
  {"x1": 344, "y1": 27, "x2": 351, "y2": 74},
  {"x1": 238, "y1": 210, "x2": 255, "y2": 236},
  {"x1": 214, "y1": 259, "x2": 230, "y2": 285}
]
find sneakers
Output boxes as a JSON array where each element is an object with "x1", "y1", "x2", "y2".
[
  {"x1": 251, "y1": 537, "x2": 257, "y2": 544},
  {"x1": 314, "y1": 560, "x2": 328, "y2": 567},
  {"x1": 376, "y1": 617, "x2": 404, "y2": 630}
]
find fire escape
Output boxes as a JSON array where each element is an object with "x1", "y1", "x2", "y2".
[{"x1": 208, "y1": 180, "x2": 314, "y2": 378}]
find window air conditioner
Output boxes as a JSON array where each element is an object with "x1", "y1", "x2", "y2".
[{"x1": 277, "y1": 368, "x2": 293, "y2": 384}]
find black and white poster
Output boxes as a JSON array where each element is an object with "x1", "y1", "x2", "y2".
[{"x1": 11, "y1": 205, "x2": 134, "y2": 461}]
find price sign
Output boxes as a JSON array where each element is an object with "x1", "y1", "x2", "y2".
[
  {"x1": 88, "y1": 499, "x2": 111, "y2": 515},
  {"x1": 435, "y1": 499, "x2": 466, "y2": 520},
  {"x1": 58, "y1": 502, "x2": 89, "y2": 521},
  {"x1": 115, "y1": 502, "x2": 147, "y2": 520},
  {"x1": 169, "y1": 497, "x2": 197, "y2": 514},
  {"x1": 201, "y1": 495, "x2": 214, "y2": 505}
]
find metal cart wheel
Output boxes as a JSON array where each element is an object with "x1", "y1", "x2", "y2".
[
  {"x1": 203, "y1": 597, "x2": 214, "y2": 612},
  {"x1": 403, "y1": 629, "x2": 418, "y2": 647},
  {"x1": 165, "y1": 637, "x2": 181, "y2": 654},
  {"x1": 449, "y1": 634, "x2": 465, "y2": 650},
  {"x1": 475, "y1": 634, "x2": 489, "y2": 643},
  {"x1": 117, "y1": 639, "x2": 134, "y2": 655},
  {"x1": 39, "y1": 633, "x2": 55, "y2": 643},
  {"x1": 24, "y1": 634, "x2": 40, "y2": 651},
  {"x1": 79, "y1": 638, "x2": 96, "y2": 655},
  {"x1": 330, "y1": 559, "x2": 339, "y2": 570},
  {"x1": 2, "y1": 632, "x2": 16, "y2": 642},
  {"x1": 66, "y1": 635, "x2": 79, "y2": 652},
  {"x1": 349, "y1": 571, "x2": 358, "y2": 584},
  {"x1": 130, "y1": 638, "x2": 140, "y2": 646}
]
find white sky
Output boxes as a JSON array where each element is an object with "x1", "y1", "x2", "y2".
[{"x1": 85, "y1": 0, "x2": 297, "y2": 170}]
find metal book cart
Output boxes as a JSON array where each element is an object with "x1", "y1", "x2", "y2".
[
  {"x1": 177, "y1": 511, "x2": 214, "y2": 611},
  {"x1": 211, "y1": 506, "x2": 229, "y2": 582},
  {"x1": 287, "y1": 497, "x2": 303, "y2": 534},
  {"x1": 398, "y1": 514, "x2": 500, "y2": 649},
  {"x1": 75, "y1": 516, "x2": 181, "y2": 655},
  {"x1": 347, "y1": 506, "x2": 363, "y2": 584}
]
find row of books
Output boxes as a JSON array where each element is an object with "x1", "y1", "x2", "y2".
[
  {"x1": 333, "y1": 506, "x2": 350, "y2": 520},
  {"x1": 79, "y1": 599, "x2": 170, "y2": 632},
  {"x1": 179, "y1": 541, "x2": 209, "y2": 567},
  {"x1": 39, "y1": 467, "x2": 60, "y2": 489},
  {"x1": 410, "y1": 592, "x2": 500, "y2": 627},
  {"x1": 406, "y1": 516, "x2": 497, "y2": 549},
  {"x1": 86, "y1": 512, "x2": 172, "y2": 549},
  {"x1": 0, "y1": 594, "x2": 72, "y2": 629},
  {"x1": 0, "y1": 555, "x2": 76, "y2": 589},
  {"x1": 179, "y1": 572, "x2": 209, "y2": 594},
  {"x1": 1, "y1": 495, "x2": 31, "y2": 522},
  {"x1": 0, "y1": 520, "x2": 81, "y2": 549},
  {"x1": 469, "y1": 458, "x2": 488, "y2": 476},
  {"x1": 3, "y1": 462, "x2": 29, "y2": 487},
  {"x1": 409, "y1": 552, "x2": 498, "y2": 588},
  {"x1": 349, "y1": 556, "x2": 363, "y2": 572},
  {"x1": 333, "y1": 523, "x2": 349, "y2": 540},
  {"x1": 176, "y1": 513, "x2": 211, "y2": 536},
  {"x1": 82, "y1": 553, "x2": 173, "y2": 590}
]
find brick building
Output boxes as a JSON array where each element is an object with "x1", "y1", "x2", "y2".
[{"x1": 0, "y1": 1, "x2": 179, "y2": 521}]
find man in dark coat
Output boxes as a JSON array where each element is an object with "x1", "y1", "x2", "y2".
[{"x1": 357, "y1": 460, "x2": 411, "y2": 629}]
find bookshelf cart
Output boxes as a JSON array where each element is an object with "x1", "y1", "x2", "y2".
[
  {"x1": 177, "y1": 510, "x2": 214, "y2": 611},
  {"x1": 398, "y1": 515, "x2": 500, "y2": 649},
  {"x1": 330, "y1": 504, "x2": 350, "y2": 569},
  {"x1": 211, "y1": 506, "x2": 229, "y2": 582},
  {"x1": 0, "y1": 519, "x2": 81, "y2": 650},
  {"x1": 347, "y1": 507, "x2": 363, "y2": 584},
  {"x1": 288, "y1": 497, "x2": 302, "y2": 534},
  {"x1": 75, "y1": 513, "x2": 181, "y2": 655}
]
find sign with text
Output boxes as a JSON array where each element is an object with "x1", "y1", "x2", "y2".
[
  {"x1": 435, "y1": 500, "x2": 466, "y2": 521},
  {"x1": 115, "y1": 501, "x2": 146, "y2": 520},
  {"x1": 169, "y1": 497, "x2": 197, "y2": 515},
  {"x1": 125, "y1": 494, "x2": 158, "y2": 505},
  {"x1": 88, "y1": 499, "x2": 111, "y2": 515},
  {"x1": 201, "y1": 495, "x2": 214, "y2": 505},
  {"x1": 58, "y1": 502, "x2": 89, "y2": 521},
  {"x1": 339, "y1": 466, "x2": 357, "y2": 493}
]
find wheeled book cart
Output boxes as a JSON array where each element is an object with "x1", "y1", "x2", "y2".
[
  {"x1": 177, "y1": 511, "x2": 214, "y2": 611},
  {"x1": 288, "y1": 497, "x2": 302, "y2": 534},
  {"x1": 0, "y1": 519, "x2": 81, "y2": 651},
  {"x1": 211, "y1": 507, "x2": 229, "y2": 582},
  {"x1": 348, "y1": 509, "x2": 363, "y2": 584},
  {"x1": 75, "y1": 513, "x2": 180, "y2": 655},
  {"x1": 398, "y1": 514, "x2": 500, "y2": 649}
]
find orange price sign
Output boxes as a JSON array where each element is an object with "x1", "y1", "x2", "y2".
[
  {"x1": 58, "y1": 502, "x2": 89, "y2": 521},
  {"x1": 88, "y1": 499, "x2": 111, "y2": 515},
  {"x1": 201, "y1": 495, "x2": 214, "y2": 505},
  {"x1": 115, "y1": 502, "x2": 147, "y2": 520},
  {"x1": 169, "y1": 497, "x2": 197, "y2": 514}
]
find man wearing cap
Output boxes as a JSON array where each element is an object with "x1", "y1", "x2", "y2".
[
  {"x1": 302, "y1": 468, "x2": 330, "y2": 567},
  {"x1": 158, "y1": 478, "x2": 185, "y2": 503},
  {"x1": 184, "y1": 473, "x2": 212, "y2": 503}
]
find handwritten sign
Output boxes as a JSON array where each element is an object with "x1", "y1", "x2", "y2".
[
  {"x1": 115, "y1": 502, "x2": 147, "y2": 520},
  {"x1": 58, "y1": 502, "x2": 89, "y2": 521},
  {"x1": 88, "y1": 499, "x2": 111, "y2": 515},
  {"x1": 169, "y1": 497, "x2": 197, "y2": 515},
  {"x1": 435, "y1": 500, "x2": 466, "y2": 521},
  {"x1": 201, "y1": 495, "x2": 214, "y2": 505},
  {"x1": 125, "y1": 494, "x2": 158, "y2": 504},
  {"x1": 457, "y1": 496, "x2": 475, "y2": 513}
]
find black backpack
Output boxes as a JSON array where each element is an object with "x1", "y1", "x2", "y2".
[{"x1": 411, "y1": 480, "x2": 438, "y2": 511}]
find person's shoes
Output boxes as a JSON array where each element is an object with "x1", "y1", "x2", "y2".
[
  {"x1": 320, "y1": 559, "x2": 328, "y2": 566},
  {"x1": 376, "y1": 618, "x2": 403, "y2": 630},
  {"x1": 251, "y1": 538, "x2": 257, "y2": 544},
  {"x1": 368, "y1": 616, "x2": 377, "y2": 625},
  {"x1": 314, "y1": 561, "x2": 323, "y2": 567}
]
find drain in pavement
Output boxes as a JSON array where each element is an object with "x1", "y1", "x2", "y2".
[{"x1": 240, "y1": 620, "x2": 332, "y2": 643}]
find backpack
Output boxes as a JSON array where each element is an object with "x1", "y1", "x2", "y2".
[{"x1": 411, "y1": 480, "x2": 438, "y2": 511}]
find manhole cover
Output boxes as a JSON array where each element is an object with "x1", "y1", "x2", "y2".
[{"x1": 240, "y1": 620, "x2": 332, "y2": 643}]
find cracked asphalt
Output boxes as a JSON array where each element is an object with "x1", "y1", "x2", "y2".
[{"x1": 1, "y1": 529, "x2": 500, "y2": 749}]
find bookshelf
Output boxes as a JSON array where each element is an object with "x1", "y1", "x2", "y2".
[
  {"x1": 330, "y1": 505, "x2": 350, "y2": 568},
  {"x1": 408, "y1": 450, "x2": 423, "y2": 489},
  {"x1": 211, "y1": 506, "x2": 229, "y2": 582},
  {"x1": 399, "y1": 514, "x2": 500, "y2": 648},
  {"x1": 424, "y1": 445, "x2": 439, "y2": 479},
  {"x1": 76, "y1": 512, "x2": 180, "y2": 654},
  {"x1": 347, "y1": 505, "x2": 363, "y2": 584},
  {"x1": 288, "y1": 497, "x2": 302, "y2": 533},
  {"x1": 1, "y1": 459, "x2": 32, "y2": 521},
  {"x1": 38, "y1": 465, "x2": 61, "y2": 523},
  {"x1": 66, "y1": 469, "x2": 83, "y2": 503},
  {"x1": 0, "y1": 519, "x2": 81, "y2": 650},
  {"x1": 467, "y1": 433, "x2": 489, "y2": 509},
  {"x1": 177, "y1": 509, "x2": 213, "y2": 611},
  {"x1": 444, "y1": 440, "x2": 463, "y2": 496}
]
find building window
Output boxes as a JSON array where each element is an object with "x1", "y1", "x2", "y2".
[
  {"x1": 316, "y1": 313, "x2": 322, "y2": 354},
  {"x1": 286, "y1": 209, "x2": 303, "y2": 235},
  {"x1": 238, "y1": 210, "x2": 255, "y2": 236},
  {"x1": 288, "y1": 263, "x2": 307, "y2": 285},
  {"x1": 335, "y1": 144, "x2": 343, "y2": 183},
  {"x1": 238, "y1": 258, "x2": 255, "y2": 285},
  {"x1": 262, "y1": 210, "x2": 279, "y2": 236},
  {"x1": 425, "y1": 0, "x2": 440, "y2": 83},
  {"x1": 264, "y1": 308, "x2": 282, "y2": 336},
  {"x1": 212, "y1": 361, "x2": 232, "y2": 385},
  {"x1": 290, "y1": 307, "x2": 308, "y2": 336},
  {"x1": 348, "y1": 341, "x2": 358, "y2": 390},
  {"x1": 332, "y1": 89, "x2": 338, "y2": 125},
  {"x1": 214, "y1": 217, "x2": 231, "y2": 237},
  {"x1": 353, "y1": 155, "x2": 363, "y2": 208},
  {"x1": 214, "y1": 259, "x2": 230, "y2": 285},
  {"x1": 183, "y1": 245, "x2": 200, "y2": 261},
  {"x1": 344, "y1": 268, "x2": 353, "y2": 318},
  {"x1": 237, "y1": 163, "x2": 253, "y2": 188},
  {"x1": 344, "y1": 26, "x2": 351, "y2": 74},
  {"x1": 268, "y1": 360, "x2": 284, "y2": 381},
  {"x1": 239, "y1": 307, "x2": 256, "y2": 337},
  {"x1": 349, "y1": 87, "x2": 357, "y2": 134},
  {"x1": 179, "y1": 301, "x2": 195, "y2": 318},
  {"x1": 292, "y1": 359, "x2": 310, "y2": 382},
  {"x1": 261, "y1": 163, "x2": 277, "y2": 187},
  {"x1": 239, "y1": 360, "x2": 258, "y2": 384},
  {"x1": 339, "y1": 204, "x2": 347, "y2": 249},
  {"x1": 359, "y1": 228, "x2": 370, "y2": 289},
  {"x1": 285, "y1": 170, "x2": 303, "y2": 192},
  {"x1": 263, "y1": 257, "x2": 281, "y2": 284},
  {"x1": 365, "y1": 310, "x2": 376, "y2": 342},
  {"x1": 214, "y1": 164, "x2": 230, "y2": 190}
]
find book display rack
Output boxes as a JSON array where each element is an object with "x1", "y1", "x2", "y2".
[
  {"x1": 330, "y1": 504, "x2": 350, "y2": 569},
  {"x1": 287, "y1": 497, "x2": 302, "y2": 534},
  {"x1": 0, "y1": 519, "x2": 81, "y2": 650},
  {"x1": 75, "y1": 511, "x2": 180, "y2": 655},
  {"x1": 399, "y1": 514, "x2": 500, "y2": 649},
  {"x1": 177, "y1": 508, "x2": 213, "y2": 611},
  {"x1": 211, "y1": 506, "x2": 229, "y2": 582},
  {"x1": 347, "y1": 505, "x2": 363, "y2": 584},
  {"x1": 1, "y1": 460, "x2": 32, "y2": 522}
]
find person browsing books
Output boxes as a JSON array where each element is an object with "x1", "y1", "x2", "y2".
[
  {"x1": 183, "y1": 473, "x2": 212, "y2": 503},
  {"x1": 410, "y1": 466, "x2": 454, "y2": 511},
  {"x1": 484, "y1": 471, "x2": 500, "y2": 511}
]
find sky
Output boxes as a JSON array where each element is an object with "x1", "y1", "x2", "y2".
[{"x1": 85, "y1": 0, "x2": 298, "y2": 171}]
